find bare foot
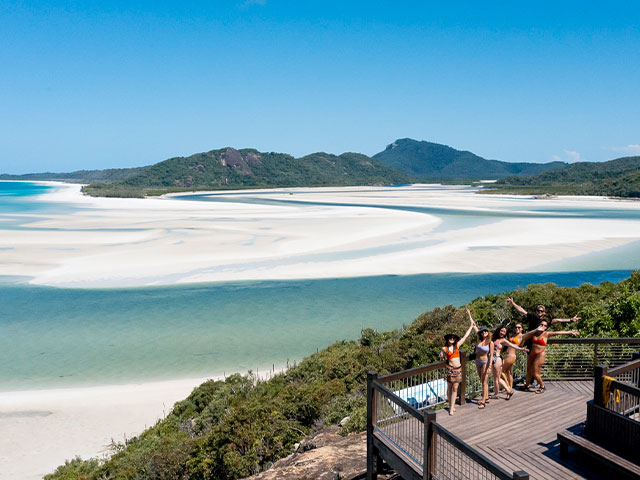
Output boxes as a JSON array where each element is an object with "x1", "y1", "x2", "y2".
[{"x1": 449, "y1": 408, "x2": 456, "y2": 416}]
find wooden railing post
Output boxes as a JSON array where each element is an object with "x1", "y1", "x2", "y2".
[
  {"x1": 594, "y1": 365, "x2": 607, "y2": 407},
  {"x1": 367, "y1": 371, "x2": 379, "y2": 480},
  {"x1": 633, "y1": 352, "x2": 640, "y2": 387},
  {"x1": 458, "y1": 351, "x2": 467, "y2": 406},
  {"x1": 512, "y1": 471, "x2": 529, "y2": 480},
  {"x1": 424, "y1": 410, "x2": 436, "y2": 480}
]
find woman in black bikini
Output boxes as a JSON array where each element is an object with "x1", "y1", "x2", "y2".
[
  {"x1": 521, "y1": 318, "x2": 579, "y2": 393},
  {"x1": 439, "y1": 315, "x2": 476, "y2": 415}
]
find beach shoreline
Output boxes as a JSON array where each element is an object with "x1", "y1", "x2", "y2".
[{"x1": 0, "y1": 367, "x2": 286, "y2": 480}]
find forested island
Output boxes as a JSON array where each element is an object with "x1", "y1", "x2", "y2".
[
  {"x1": 484, "y1": 156, "x2": 640, "y2": 197},
  {"x1": 47, "y1": 271, "x2": 640, "y2": 479},
  {"x1": 3, "y1": 140, "x2": 640, "y2": 198}
]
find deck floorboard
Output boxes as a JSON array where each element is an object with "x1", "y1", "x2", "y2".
[{"x1": 378, "y1": 380, "x2": 611, "y2": 479}]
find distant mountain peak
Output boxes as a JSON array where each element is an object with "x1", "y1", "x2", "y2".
[{"x1": 373, "y1": 138, "x2": 566, "y2": 180}]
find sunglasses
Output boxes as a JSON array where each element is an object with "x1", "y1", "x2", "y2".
[
  {"x1": 516, "y1": 326, "x2": 522, "y2": 329},
  {"x1": 536, "y1": 309, "x2": 545, "y2": 313}
]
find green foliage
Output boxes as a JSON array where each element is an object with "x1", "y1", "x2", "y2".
[
  {"x1": 47, "y1": 271, "x2": 640, "y2": 479},
  {"x1": 44, "y1": 457, "x2": 101, "y2": 480},
  {"x1": 80, "y1": 148, "x2": 411, "y2": 198},
  {"x1": 372, "y1": 138, "x2": 565, "y2": 180},
  {"x1": 487, "y1": 156, "x2": 640, "y2": 198}
]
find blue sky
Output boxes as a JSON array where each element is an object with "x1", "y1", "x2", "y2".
[{"x1": 1, "y1": 1, "x2": 639, "y2": 173}]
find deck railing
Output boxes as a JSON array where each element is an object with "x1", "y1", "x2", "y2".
[
  {"x1": 588, "y1": 354, "x2": 640, "y2": 463},
  {"x1": 367, "y1": 338, "x2": 640, "y2": 479},
  {"x1": 368, "y1": 372, "x2": 529, "y2": 480}
]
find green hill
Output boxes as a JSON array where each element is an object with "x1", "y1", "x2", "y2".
[
  {"x1": 81, "y1": 148, "x2": 411, "y2": 197},
  {"x1": 0, "y1": 167, "x2": 144, "y2": 184},
  {"x1": 487, "y1": 156, "x2": 640, "y2": 197},
  {"x1": 46, "y1": 271, "x2": 640, "y2": 480},
  {"x1": 373, "y1": 138, "x2": 566, "y2": 180}
]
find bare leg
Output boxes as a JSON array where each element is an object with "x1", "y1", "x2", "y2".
[
  {"x1": 524, "y1": 354, "x2": 533, "y2": 388},
  {"x1": 450, "y1": 382, "x2": 460, "y2": 415},
  {"x1": 533, "y1": 352, "x2": 546, "y2": 391},
  {"x1": 492, "y1": 358, "x2": 508, "y2": 396},
  {"x1": 476, "y1": 363, "x2": 489, "y2": 407},
  {"x1": 502, "y1": 356, "x2": 516, "y2": 389},
  {"x1": 447, "y1": 382, "x2": 454, "y2": 412}
]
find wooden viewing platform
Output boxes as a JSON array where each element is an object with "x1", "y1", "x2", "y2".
[
  {"x1": 366, "y1": 338, "x2": 640, "y2": 480},
  {"x1": 435, "y1": 380, "x2": 598, "y2": 479}
]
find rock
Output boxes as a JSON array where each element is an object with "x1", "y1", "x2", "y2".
[
  {"x1": 242, "y1": 426, "x2": 397, "y2": 480},
  {"x1": 339, "y1": 416, "x2": 350, "y2": 427}
]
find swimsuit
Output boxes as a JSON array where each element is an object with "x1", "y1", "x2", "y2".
[
  {"x1": 493, "y1": 340, "x2": 503, "y2": 363},
  {"x1": 505, "y1": 336, "x2": 521, "y2": 358},
  {"x1": 475, "y1": 343, "x2": 490, "y2": 366},
  {"x1": 444, "y1": 346, "x2": 463, "y2": 382},
  {"x1": 530, "y1": 336, "x2": 547, "y2": 360}
]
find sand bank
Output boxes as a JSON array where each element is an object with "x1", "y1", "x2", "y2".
[
  {"x1": 0, "y1": 377, "x2": 209, "y2": 479},
  {"x1": 1, "y1": 183, "x2": 639, "y2": 287}
]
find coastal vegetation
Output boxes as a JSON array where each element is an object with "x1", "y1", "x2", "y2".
[
  {"x1": 372, "y1": 138, "x2": 566, "y2": 180},
  {"x1": 79, "y1": 148, "x2": 411, "y2": 198},
  {"x1": 485, "y1": 156, "x2": 640, "y2": 198},
  {"x1": 46, "y1": 271, "x2": 640, "y2": 480}
]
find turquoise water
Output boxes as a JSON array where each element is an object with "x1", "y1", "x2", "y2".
[
  {"x1": 0, "y1": 270, "x2": 632, "y2": 391},
  {"x1": 0, "y1": 182, "x2": 638, "y2": 391}
]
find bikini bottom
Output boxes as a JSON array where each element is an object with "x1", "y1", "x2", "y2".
[
  {"x1": 475, "y1": 359, "x2": 488, "y2": 367},
  {"x1": 530, "y1": 349, "x2": 545, "y2": 361}
]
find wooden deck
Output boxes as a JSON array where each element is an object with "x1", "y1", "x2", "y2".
[{"x1": 433, "y1": 380, "x2": 604, "y2": 480}]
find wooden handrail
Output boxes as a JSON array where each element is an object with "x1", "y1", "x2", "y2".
[
  {"x1": 378, "y1": 359, "x2": 447, "y2": 383},
  {"x1": 548, "y1": 337, "x2": 640, "y2": 345},
  {"x1": 372, "y1": 380, "x2": 425, "y2": 422},
  {"x1": 608, "y1": 358, "x2": 640, "y2": 376},
  {"x1": 610, "y1": 379, "x2": 640, "y2": 398}
]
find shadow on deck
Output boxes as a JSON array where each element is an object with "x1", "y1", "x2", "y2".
[{"x1": 436, "y1": 381, "x2": 602, "y2": 480}]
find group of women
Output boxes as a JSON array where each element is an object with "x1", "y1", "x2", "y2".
[{"x1": 440, "y1": 300, "x2": 579, "y2": 415}]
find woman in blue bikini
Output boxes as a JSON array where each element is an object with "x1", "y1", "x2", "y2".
[{"x1": 468, "y1": 309, "x2": 492, "y2": 409}]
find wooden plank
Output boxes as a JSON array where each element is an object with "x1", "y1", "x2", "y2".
[{"x1": 558, "y1": 430, "x2": 640, "y2": 478}]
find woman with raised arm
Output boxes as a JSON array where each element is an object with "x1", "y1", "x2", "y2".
[
  {"x1": 439, "y1": 315, "x2": 476, "y2": 415},
  {"x1": 467, "y1": 309, "x2": 492, "y2": 409},
  {"x1": 521, "y1": 318, "x2": 579, "y2": 393},
  {"x1": 501, "y1": 323, "x2": 524, "y2": 390},
  {"x1": 491, "y1": 325, "x2": 528, "y2": 400},
  {"x1": 506, "y1": 298, "x2": 580, "y2": 389}
]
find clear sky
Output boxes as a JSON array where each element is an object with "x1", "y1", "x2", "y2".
[{"x1": 1, "y1": 1, "x2": 639, "y2": 173}]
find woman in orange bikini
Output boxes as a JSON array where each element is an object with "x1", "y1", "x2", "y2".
[
  {"x1": 439, "y1": 314, "x2": 476, "y2": 415},
  {"x1": 491, "y1": 325, "x2": 528, "y2": 399},
  {"x1": 501, "y1": 323, "x2": 524, "y2": 390},
  {"x1": 521, "y1": 318, "x2": 579, "y2": 393}
]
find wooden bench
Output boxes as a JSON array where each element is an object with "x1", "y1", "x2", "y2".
[{"x1": 557, "y1": 430, "x2": 640, "y2": 480}]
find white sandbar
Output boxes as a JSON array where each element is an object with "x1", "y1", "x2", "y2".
[{"x1": 1, "y1": 183, "x2": 639, "y2": 287}]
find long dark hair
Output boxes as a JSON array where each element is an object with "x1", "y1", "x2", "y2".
[{"x1": 492, "y1": 325, "x2": 507, "y2": 342}]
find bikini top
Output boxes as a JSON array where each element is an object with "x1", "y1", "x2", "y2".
[
  {"x1": 476, "y1": 343, "x2": 490, "y2": 354},
  {"x1": 532, "y1": 336, "x2": 547, "y2": 346},
  {"x1": 444, "y1": 346, "x2": 460, "y2": 361},
  {"x1": 493, "y1": 339, "x2": 503, "y2": 353},
  {"x1": 510, "y1": 336, "x2": 521, "y2": 346}
]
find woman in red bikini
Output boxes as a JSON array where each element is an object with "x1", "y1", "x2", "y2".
[
  {"x1": 439, "y1": 314, "x2": 476, "y2": 415},
  {"x1": 521, "y1": 318, "x2": 579, "y2": 393}
]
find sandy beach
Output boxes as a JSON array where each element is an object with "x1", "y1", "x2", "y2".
[
  {"x1": 2, "y1": 182, "x2": 640, "y2": 478},
  {"x1": 0, "y1": 377, "x2": 208, "y2": 479},
  {"x1": 1, "y1": 183, "x2": 639, "y2": 287}
]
